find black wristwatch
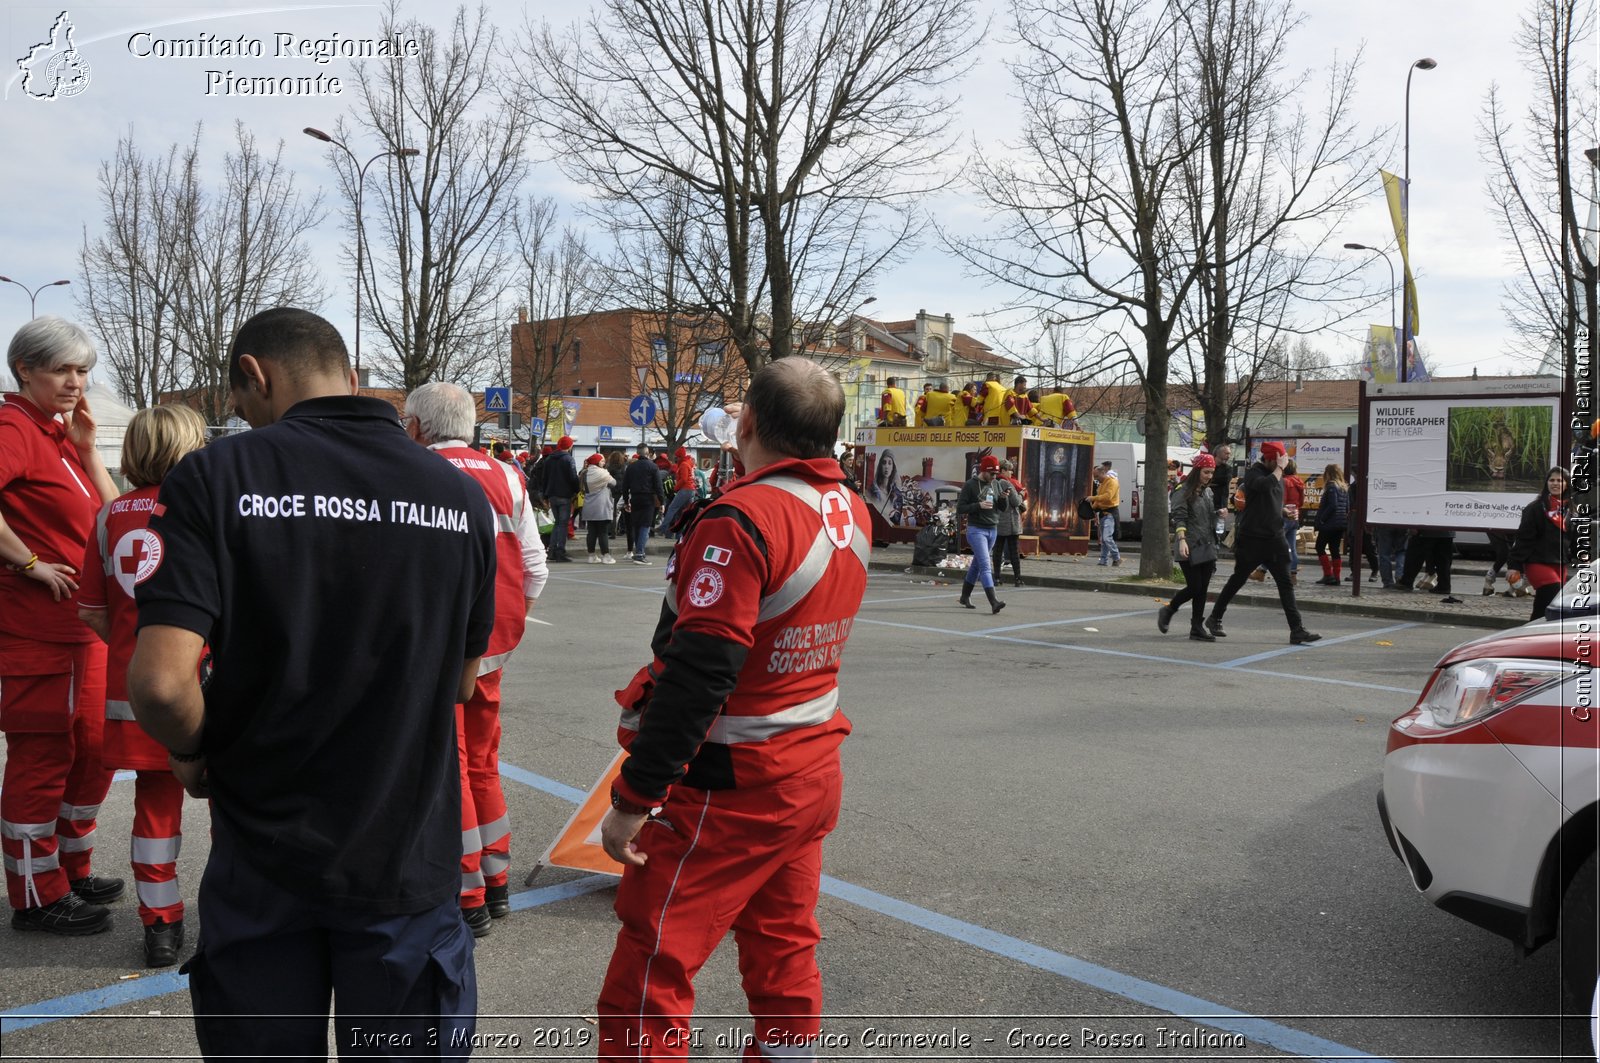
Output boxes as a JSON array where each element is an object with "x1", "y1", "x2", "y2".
[{"x1": 609, "y1": 787, "x2": 653, "y2": 816}]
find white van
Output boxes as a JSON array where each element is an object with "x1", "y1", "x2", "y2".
[{"x1": 1093, "y1": 441, "x2": 1202, "y2": 539}]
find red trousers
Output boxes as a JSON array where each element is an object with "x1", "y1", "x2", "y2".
[
  {"x1": 597, "y1": 765, "x2": 842, "y2": 1062},
  {"x1": 131, "y1": 770, "x2": 185, "y2": 925},
  {"x1": 456, "y1": 670, "x2": 510, "y2": 907},
  {"x1": 1, "y1": 640, "x2": 112, "y2": 910}
]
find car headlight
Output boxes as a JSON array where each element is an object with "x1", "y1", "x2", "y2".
[{"x1": 1416, "y1": 658, "x2": 1585, "y2": 728}]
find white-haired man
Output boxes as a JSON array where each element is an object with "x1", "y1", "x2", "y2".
[{"x1": 404, "y1": 382, "x2": 547, "y2": 936}]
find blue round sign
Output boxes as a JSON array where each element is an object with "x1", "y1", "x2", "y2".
[{"x1": 628, "y1": 394, "x2": 657, "y2": 426}]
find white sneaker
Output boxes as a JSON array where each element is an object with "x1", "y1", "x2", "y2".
[
  {"x1": 601, "y1": 555, "x2": 617, "y2": 565},
  {"x1": 1416, "y1": 573, "x2": 1436, "y2": 592},
  {"x1": 587, "y1": 553, "x2": 600, "y2": 564}
]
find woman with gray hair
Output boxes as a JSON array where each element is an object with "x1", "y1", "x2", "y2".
[{"x1": 0, "y1": 315, "x2": 125, "y2": 936}]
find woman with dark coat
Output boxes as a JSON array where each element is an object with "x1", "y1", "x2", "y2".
[
  {"x1": 1158, "y1": 453, "x2": 1222, "y2": 640},
  {"x1": 1313, "y1": 464, "x2": 1349, "y2": 585},
  {"x1": 1508, "y1": 466, "x2": 1573, "y2": 622}
]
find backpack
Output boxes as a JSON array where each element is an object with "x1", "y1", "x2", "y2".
[{"x1": 1076, "y1": 497, "x2": 1095, "y2": 521}]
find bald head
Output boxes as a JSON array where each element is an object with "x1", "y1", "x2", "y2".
[{"x1": 745, "y1": 358, "x2": 844, "y2": 459}]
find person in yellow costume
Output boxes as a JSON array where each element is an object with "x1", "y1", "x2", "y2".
[
  {"x1": 979, "y1": 372, "x2": 1006, "y2": 425},
  {"x1": 878, "y1": 376, "x2": 908, "y2": 427},
  {"x1": 918, "y1": 381, "x2": 959, "y2": 426},
  {"x1": 1037, "y1": 386, "x2": 1078, "y2": 428}
]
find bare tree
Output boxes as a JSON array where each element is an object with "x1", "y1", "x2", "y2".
[
  {"x1": 599, "y1": 179, "x2": 750, "y2": 450},
  {"x1": 337, "y1": 1, "x2": 531, "y2": 389},
  {"x1": 175, "y1": 124, "x2": 325, "y2": 423},
  {"x1": 1167, "y1": 0, "x2": 1376, "y2": 452},
  {"x1": 516, "y1": 0, "x2": 977, "y2": 371},
  {"x1": 508, "y1": 195, "x2": 604, "y2": 438},
  {"x1": 77, "y1": 126, "x2": 323, "y2": 417},
  {"x1": 949, "y1": 0, "x2": 1378, "y2": 576},
  {"x1": 77, "y1": 134, "x2": 198, "y2": 409},
  {"x1": 1478, "y1": 0, "x2": 1597, "y2": 406}
]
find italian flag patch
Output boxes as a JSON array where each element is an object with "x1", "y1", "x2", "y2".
[{"x1": 703, "y1": 545, "x2": 732, "y2": 566}]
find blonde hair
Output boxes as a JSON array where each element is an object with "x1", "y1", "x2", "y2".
[
  {"x1": 121, "y1": 405, "x2": 207, "y2": 488},
  {"x1": 1322, "y1": 463, "x2": 1346, "y2": 488}
]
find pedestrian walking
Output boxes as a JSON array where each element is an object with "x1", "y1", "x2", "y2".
[
  {"x1": 1, "y1": 316, "x2": 124, "y2": 938},
  {"x1": 1158, "y1": 453, "x2": 1222, "y2": 641},
  {"x1": 579, "y1": 453, "x2": 619, "y2": 563},
  {"x1": 1204, "y1": 441, "x2": 1320, "y2": 644},
  {"x1": 404, "y1": 382, "x2": 548, "y2": 938},
  {"x1": 77, "y1": 404, "x2": 207, "y2": 965},
  {"x1": 1281, "y1": 460, "x2": 1305, "y2": 581},
  {"x1": 1313, "y1": 464, "x2": 1349, "y2": 585},
  {"x1": 128, "y1": 308, "x2": 495, "y2": 1058},
  {"x1": 991, "y1": 459, "x2": 1026, "y2": 587},
  {"x1": 956, "y1": 454, "x2": 1015, "y2": 613},
  {"x1": 539, "y1": 436, "x2": 580, "y2": 561},
  {"x1": 1089, "y1": 460, "x2": 1121, "y2": 566},
  {"x1": 621, "y1": 445, "x2": 661, "y2": 563},
  {"x1": 596, "y1": 358, "x2": 870, "y2": 1061}
]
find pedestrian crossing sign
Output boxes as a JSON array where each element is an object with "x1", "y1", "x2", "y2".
[{"x1": 484, "y1": 387, "x2": 510, "y2": 413}]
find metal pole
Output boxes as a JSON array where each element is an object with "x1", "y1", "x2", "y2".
[
  {"x1": 0, "y1": 277, "x2": 70, "y2": 319},
  {"x1": 1343, "y1": 243, "x2": 1397, "y2": 366},
  {"x1": 1400, "y1": 58, "x2": 1437, "y2": 383},
  {"x1": 303, "y1": 129, "x2": 418, "y2": 384}
]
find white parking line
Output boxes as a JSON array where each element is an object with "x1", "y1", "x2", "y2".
[
  {"x1": 973, "y1": 608, "x2": 1153, "y2": 635},
  {"x1": 1216, "y1": 622, "x2": 1420, "y2": 668}
]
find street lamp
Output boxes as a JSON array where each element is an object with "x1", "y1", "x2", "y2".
[
  {"x1": 1400, "y1": 56, "x2": 1437, "y2": 383},
  {"x1": 1343, "y1": 241, "x2": 1398, "y2": 338},
  {"x1": 303, "y1": 127, "x2": 419, "y2": 383},
  {"x1": 0, "y1": 277, "x2": 70, "y2": 319}
]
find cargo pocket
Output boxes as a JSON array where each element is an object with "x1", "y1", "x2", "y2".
[{"x1": 0, "y1": 640, "x2": 75, "y2": 734}]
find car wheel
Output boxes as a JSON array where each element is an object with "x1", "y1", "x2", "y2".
[{"x1": 1560, "y1": 850, "x2": 1599, "y2": 1008}]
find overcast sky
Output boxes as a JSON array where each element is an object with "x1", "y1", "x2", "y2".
[{"x1": 0, "y1": 0, "x2": 1590, "y2": 396}]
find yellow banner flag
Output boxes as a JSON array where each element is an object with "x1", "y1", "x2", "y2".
[{"x1": 1380, "y1": 170, "x2": 1421, "y2": 335}]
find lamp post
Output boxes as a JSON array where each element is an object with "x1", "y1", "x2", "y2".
[
  {"x1": 1581, "y1": 148, "x2": 1599, "y2": 453},
  {"x1": 303, "y1": 128, "x2": 419, "y2": 383},
  {"x1": 1344, "y1": 242, "x2": 1398, "y2": 374},
  {"x1": 0, "y1": 277, "x2": 70, "y2": 319},
  {"x1": 1400, "y1": 57, "x2": 1437, "y2": 383}
]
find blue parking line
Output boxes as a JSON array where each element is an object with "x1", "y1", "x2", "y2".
[
  {"x1": 0, "y1": 875, "x2": 618, "y2": 1035},
  {"x1": 821, "y1": 876, "x2": 1397, "y2": 1063},
  {"x1": 1217, "y1": 623, "x2": 1420, "y2": 668}
]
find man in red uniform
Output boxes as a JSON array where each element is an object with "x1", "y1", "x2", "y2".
[
  {"x1": 598, "y1": 358, "x2": 870, "y2": 1061},
  {"x1": 404, "y1": 382, "x2": 548, "y2": 936}
]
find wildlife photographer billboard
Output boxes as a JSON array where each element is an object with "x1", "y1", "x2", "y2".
[{"x1": 1364, "y1": 385, "x2": 1561, "y2": 530}]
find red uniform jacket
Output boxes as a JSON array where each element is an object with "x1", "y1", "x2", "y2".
[
  {"x1": 434, "y1": 444, "x2": 529, "y2": 668},
  {"x1": 612, "y1": 456, "x2": 871, "y2": 805}
]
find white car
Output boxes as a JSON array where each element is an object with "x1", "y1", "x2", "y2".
[{"x1": 1379, "y1": 615, "x2": 1599, "y2": 1005}]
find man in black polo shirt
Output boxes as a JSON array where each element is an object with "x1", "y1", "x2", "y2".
[{"x1": 128, "y1": 308, "x2": 495, "y2": 1060}]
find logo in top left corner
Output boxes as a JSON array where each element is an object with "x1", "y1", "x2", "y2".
[{"x1": 17, "y1": 11, "x2": 92, "y2": 101}]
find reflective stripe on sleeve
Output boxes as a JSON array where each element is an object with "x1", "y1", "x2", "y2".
[
  {"x1": 496, "y1": 513, "x2": 517, "y2": 534},
  {"x1": 476, "y1": 650, "x2": 512, "y2": 676}
]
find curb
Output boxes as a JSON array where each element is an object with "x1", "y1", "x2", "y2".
[{"x1": 867, "y1": 561, "x2": 1520, "y2": 631}]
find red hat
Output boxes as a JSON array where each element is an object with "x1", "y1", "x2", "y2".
[
  {"x1": 557, "y1": 435, "x2": 574, "y2": 451},
  {"x1": 1260, "y1": 441, "x2": 1285, "y2": 463},
  {"x1": 978, "y1": 455, "x2": 1001, "y2": 472},
  {"x1": 1191, "y1": 453, "x2": 1216, "y2": 470},
  {"x1": 655, "y1": 455, "x2": 670, "y2": 468},
  {"x1": 517, "y1": 451, "x2": 530, "y2": 462},
  {"x1": 542, "y1": 444, "x2": 554, "y2": 455},
  {"x1": 675, "y1": 447, "x2": 688, "y2": 461},
  {"x1": 584, "y1": 453, "x2": 604, "y2": 466}
]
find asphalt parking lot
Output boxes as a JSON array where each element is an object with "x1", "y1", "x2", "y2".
[{"x1": 2, "y1": 564, "x2": 1594, "y2": 1060}]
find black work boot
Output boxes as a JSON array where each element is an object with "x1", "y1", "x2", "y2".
[
  {"x1": 959, "y1": 582, "x2": 976, "y2": 609},
  {"x1": 144, "y1": 917, "x2": 185, "y2": 967},
  {"x1": 485, "y1": 883, "x2": 510, "y2": 919},
  {"x1": 11, "y1": 892, "x2": 111, "y2": 936},
  {"x1": 984, "y1": 586, "x2": 1006, "y2": 614},
  {"x1": 70, "y1": 875, "x2": 125, "y2": 905},
  {"x1": 462, "y1": 905, "x2": 491, "y2": 939}
]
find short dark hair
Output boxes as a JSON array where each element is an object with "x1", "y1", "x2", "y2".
[
  {"x1": 747, "y1": 358, "x2": 843, "y2": 459},
  {"x1": 228, "y1": 307, "x2": 350, "y2": 390}
]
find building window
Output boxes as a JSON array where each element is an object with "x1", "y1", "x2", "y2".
[
  {"x1": 927, "y1": 337, "x2": 944, "y2": 363},
  {"x1": 697, "y1": 341, "x2": 724, "y2": 366},
  {"x1": 651, "y1": 337, "x2": 668, "y2": 362},
  {"x1": 571, "y1": 339, "x2": 581, "y2": 370}
]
